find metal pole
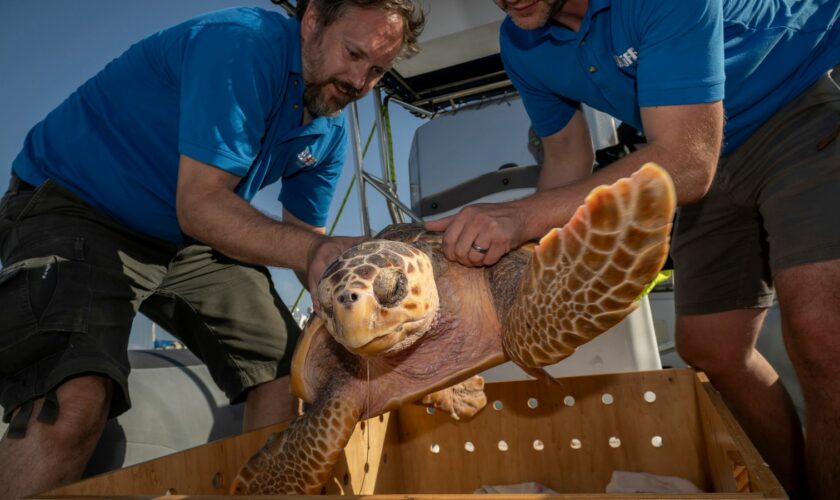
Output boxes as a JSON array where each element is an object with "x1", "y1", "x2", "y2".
[
  {"x1": 361, "y1": 172, "x2": 423, "y2": 223},
  {"x1": 387, "y1": 97, "x2": 437, "y2": 119},
  {"x1": 373, "y1": 87, "x2": 404, "y2": 224},
  {"x1": 348, "y1": 102, "x2": 372, "y2": 237}
]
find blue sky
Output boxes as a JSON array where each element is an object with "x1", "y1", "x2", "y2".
[{"x1": 0, "y1": 0, "x2": 425, "y2": 342}]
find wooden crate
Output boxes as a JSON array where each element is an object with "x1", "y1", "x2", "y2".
[{"x1": 36, "y1": 369, "x2": 786, "y2": 499}]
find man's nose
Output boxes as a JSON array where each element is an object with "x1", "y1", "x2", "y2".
[{"x1": 348, "y1": 65, "x2": 369, "y2": 91}]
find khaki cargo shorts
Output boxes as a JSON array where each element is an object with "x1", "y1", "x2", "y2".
[
  {"x1": 672, "y1": 65, "x2": 840, "y2": 315},
  {"x1": 0, "y1": 178, "x2": 300, "y2": 424}
]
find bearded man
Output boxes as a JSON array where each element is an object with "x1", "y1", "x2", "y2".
[{"x1": 0, "y1": 1, "x2": 423, "y2": 498}]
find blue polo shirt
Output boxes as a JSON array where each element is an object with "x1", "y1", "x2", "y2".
[
  {"x1": 501, "y1": 0, "x2": 840, "y2": 154},
  {"x1": 13, "y1": 7, "x2": 347, "y2": 243}
]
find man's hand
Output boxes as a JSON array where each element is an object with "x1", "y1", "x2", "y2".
[
  {"x1": 306, "y1": 235, "x2": 367, "y2": 312},
  {"x1": 424, "y1": 102, "x2": 722, "y2": 268},
  {"x1": 424, "y1": 201, "x2": 527, "y2": 267},
  {"x1": 425, "y1": 112, "x2": 594, "y2": 268}
]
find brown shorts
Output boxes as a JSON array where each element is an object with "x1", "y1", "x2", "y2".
[
  {"x1": 672, "y1": 66, "x2": 840, "y2": 315},
  {"x1": 0, "y1": 178, "x2": 300, "y2": 423}
]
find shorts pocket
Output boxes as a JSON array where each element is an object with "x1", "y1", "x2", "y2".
[
  {"x1": 0, "y1": 237, "x2": 91, "y2": 328},
  {"x1": 0, "y1": 263, "x2": 42, "y2": 377},
  {"x1": 0, "y1": 263, "x2": 38, "y2": 336},
  {"x1": 0, "y1": 254, "x2": 90, "y2": 377},
  {"x1": 31, "y1": 255, "x2": 91, "y2": 332}
]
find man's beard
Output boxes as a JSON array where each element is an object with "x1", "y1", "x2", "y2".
[
  {"x1": 499, "y1": 0, "x2": 567, "y2": 29},
  {"x1": 302, "y1": 79, "x2": 361, "y2": 118}
]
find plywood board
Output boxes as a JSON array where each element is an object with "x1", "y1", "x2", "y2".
[
  {"x1": 694, "y1": 372, "x2": 786, "y2": 499},
  {"x1": 395, "y1": 369, "x2": 711, "y2": 494},
  {"x1": 324, "y1": 412, "x2": 404, "y2": 495},
  {"x1": 42, "y1": 422, "x2": 290, "y2": 497}
]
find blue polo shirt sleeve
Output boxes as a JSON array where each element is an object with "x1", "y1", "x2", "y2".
[
  {"x1": 178, "y1": 24, "x2": 278, "y2": 176},
  {"x1": 280, "y1": 120, "x2": 348, "y2": 228},
  {"x1": 634, "y1": 0, "x2": 725, "y2": 107},
  {"x1": 499, "y1": 18, "x2": 580, "y2": 137}
]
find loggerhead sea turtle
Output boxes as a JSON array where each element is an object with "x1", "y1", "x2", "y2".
[{"x1": 231, "y1": 163, "x2": 676, "y2": 495}]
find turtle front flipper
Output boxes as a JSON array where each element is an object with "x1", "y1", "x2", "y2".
[
  {"x1": 503, "y1": 163, "x2": 676, "y2": 370},
  {"x1": 231, "y1": 394, "x2": 362, "y2": 495},
  {"x1": 419, "y1": 375, "x2": 487, "y2": 420}
]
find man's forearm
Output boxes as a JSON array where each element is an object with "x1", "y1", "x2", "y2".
[
  {"x1": 179, "y1": 187, "x2": 324, "y2": 273},
  {"x1": 519, "y1": 100, "x2": 722, "y2": 242},
  {"x1": 516, "y1": 141, "x2": 713, "y2": 241}
]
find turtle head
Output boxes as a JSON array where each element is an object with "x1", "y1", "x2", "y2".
[{"x1": 317, "y1": 240, "x2": 440, "y2": 356}]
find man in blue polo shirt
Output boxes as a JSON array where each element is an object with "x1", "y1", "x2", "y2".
[
  {"x1": 427, "y1": 0, "x2": 839, "y2": 497},
  {"x1": 0, "y1": 1, "x2": 424, "y2": 498}
]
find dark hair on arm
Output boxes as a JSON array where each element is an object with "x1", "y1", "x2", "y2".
[{"x1": 296, "y1": 0, "x2": 425, "y2": 58}]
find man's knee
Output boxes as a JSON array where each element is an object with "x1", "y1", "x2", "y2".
[
  {"x1": 675, "y1": 309, "x2": 766, "y2": 374},
  {"x1": 12, "y1": 375, "x2": 113, "y2": 451},
  {"x1": 675, "y1": 326, "x2": 725, "y2": 371}
]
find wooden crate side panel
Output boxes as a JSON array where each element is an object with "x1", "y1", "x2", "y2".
[
  {"x1": 324, "y1": 412, "x2": 404, "y2": 495},
  {"x1": 394, "y1": 369, "x2": 711, "y2": 494},
  {"x1": 370, "y1": 410, "x2": 408, "y2": 494},
  {"x1": 693, "y1": 372, "x2": 787, "y2": 499},
  {"x1": 43, "y1": 422, "x2": 288, "y2": 496},
  {"x1": 46, "y1": 412, "x2": 404, "y2": 498}
]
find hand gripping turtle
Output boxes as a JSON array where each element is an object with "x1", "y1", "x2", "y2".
[{"x1": 231, "y1": 163, "x2": 677, "y2": 494}]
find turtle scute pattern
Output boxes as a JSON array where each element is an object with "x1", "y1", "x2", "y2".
[
  {"x1": 503, "y1": 163, "x2": 675, "y2": 368},
  {"x1": 230, "y1": 396, "x2": 361, "y2": 495}
]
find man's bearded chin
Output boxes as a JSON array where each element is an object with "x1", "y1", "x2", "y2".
[
  {"x1": 499, "y1": 0, "x2": 567, "y2": 28},
  {"x1": 302, "y1": 80, "x2": 361, "y2": 118}
]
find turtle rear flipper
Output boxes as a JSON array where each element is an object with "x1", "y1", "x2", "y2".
[
  {"x1": 419, "y1": 375, "x2": 487, "y2": 420},
  {"x1": 231, "y1": 395, "x2": 362, "y2": 495},
  {"x1": 503, "y1": 163, "x2": 676, "y2": 369}
]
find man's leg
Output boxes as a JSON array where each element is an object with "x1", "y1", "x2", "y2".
[
  {"x1": 774, "y1": 259, "x2": 840, "y2": 500},
  {"x1": 244, "y1": 376, "x2": 300, "y2": 431},
  {"x1": 0, "y1": 376, "x2": 113, "y2": 500},
  {"x1": 676, "y1": 310, "x2": 806, "y2": 493},
  {"x1": 142, "y1": 245, "x2": 303, "y2": 433},
  {"x1": 0, "y1": 179, "x2": 172, "y2": 498}
]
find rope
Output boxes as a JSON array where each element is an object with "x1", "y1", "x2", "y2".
[{"x1": 382, "y1": 103, "x2": 398, "y2": 190}]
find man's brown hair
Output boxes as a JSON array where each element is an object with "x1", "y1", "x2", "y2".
[{"x1": 296, "y1": 0, "x2": 425, "y2": 58}]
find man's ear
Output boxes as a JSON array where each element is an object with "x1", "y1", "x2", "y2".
[{"x1": 300, "y1": 2, "x2": 320, "y2": 40}]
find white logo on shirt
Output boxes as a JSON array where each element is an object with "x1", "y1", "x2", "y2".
[
  {"x1": 296, "y1": 147, "x2": 318, "y2": 168},
  {"x1": 614, "y1": 47, "x2": 638, "y2": 68}
]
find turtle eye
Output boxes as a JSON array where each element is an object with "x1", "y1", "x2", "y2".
[{"x1": 373, "y1": 268, "x2": 408, "y2": 308}]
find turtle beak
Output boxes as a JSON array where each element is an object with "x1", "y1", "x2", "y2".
[
  {"x1": 328, "y1": 290, "x2": 405, "y2": 355},
  {"x1": 352, "y1": 330, "x2": 406, "y2": 356}
]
